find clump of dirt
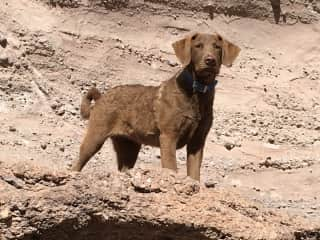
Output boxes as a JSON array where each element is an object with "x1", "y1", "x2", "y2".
[{"x1": 259, "y1": 156, "x2": 315, "y2": 171}]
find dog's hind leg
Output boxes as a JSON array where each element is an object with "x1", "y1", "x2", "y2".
[
  {"x1": 111, "y1": 136, "x2": 141, "y2": 171},
  {"x1": 71, "y1": 126, "x2": 108, "y2": 171}
]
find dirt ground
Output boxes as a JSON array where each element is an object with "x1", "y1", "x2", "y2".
[{"x1": 0, "y1": 0, "x2": 320, "y2": 232}]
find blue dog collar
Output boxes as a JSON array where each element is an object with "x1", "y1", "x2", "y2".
[{"x1": 181, "y1": 69, "x2": 218, "y2": 94}]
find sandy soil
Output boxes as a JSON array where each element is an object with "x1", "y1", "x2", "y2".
[{"x1": 0, "y1": 0, "x2": 320, "y2": 225}]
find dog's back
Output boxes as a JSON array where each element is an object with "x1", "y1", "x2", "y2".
[{"x1": 87, "y1": 84, "x2": 161, "y2": 145}]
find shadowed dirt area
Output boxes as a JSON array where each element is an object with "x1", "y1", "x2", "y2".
[{"x1": 0, "y1": 0, "x2": 320, "y2": 239}]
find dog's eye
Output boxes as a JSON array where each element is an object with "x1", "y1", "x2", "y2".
[
  {"x1": 213, "y1": 43, "x2": 221, "y2": 49},
  {"x1": 195, "y1": 43, "x2": 203, "y2": 48}
]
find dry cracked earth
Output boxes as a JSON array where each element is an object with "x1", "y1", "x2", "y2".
[{"x1": 0, "y1": 0, "x2": 320, "y2": 239}]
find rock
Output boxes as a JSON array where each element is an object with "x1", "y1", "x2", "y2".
[
  {"x1": 268, "y1": 137, "x2": 275, "y2": 144},
  {"x1": 253, "y1": 187, "x2": 261, "y2": 192},
  {"x1": 205, "y1": 180, "x2": 218, "y2": 188},
  {"x1": 167, "y1": 60, "x2": 178, "y2": 67},
  {"x1": 57, "y1": 108, "x2": 65, "y2": 116},
  {"x1": 40, "y1": 143, "x2": 47, "y2": 150},
  {"x1": 1, "y1": 175, "x2": 25, "y2": 189},
  {"x1": 14, "y1": 62, "x2": 21, "y2": 69},
  {"x1": 0, "y1": 53, "x2": 10, "y2": 67},
  {"x1": 50, "y1": 103, "x2": 58, "y2": 110},
  {"x1": 0, "y1": 208, "x2": 12, "y2": 224},
  {"x1": 0, "y1": 33, "x2": 7, "y2": 48},
  {"x1": 259, "y1": 157, "x2": 272, "y2": 168},
  {"x1": 224, "y1": 142, "x2": 235, "y2": 151},
  {"x1": 9, "y1": 126, "x2": 16, "y2": 132},
  {"x1": 313, "y1": 2, "x2": 320, "y2": 14},
  {"x1": 0, "y1": 49, "x2": 15, "y2": 67},
  {"x1": 174, "y1": 179, "x2": 200, "y2": 196},
  {"x1": 250, "y1": 129, "x2": 259, "y2": 136}
]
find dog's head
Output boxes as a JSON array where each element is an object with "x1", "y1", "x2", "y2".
[{"x1": 172, "y1": 33, "x2": 240, "y2": 82}]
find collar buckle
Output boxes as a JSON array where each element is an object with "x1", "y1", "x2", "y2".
[{"x1": 182, "y1": 69, "x2": 217, "y2": 94}]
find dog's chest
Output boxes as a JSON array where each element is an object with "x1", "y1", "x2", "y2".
[
  {"x1": 155, "y1": 79, "x2": 214, "y2": 148},
  {"x1": 176, "y1": 97, "x2": 209, "y2": 148}
]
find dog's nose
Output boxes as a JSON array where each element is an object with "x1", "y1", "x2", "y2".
[{"x1": 205, "y1": 56, "x2": 216, "y2": 66}]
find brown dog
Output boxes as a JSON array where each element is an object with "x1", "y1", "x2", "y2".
[{"x1": 71, "y1": 32, "x2": 240, "y2": 180}]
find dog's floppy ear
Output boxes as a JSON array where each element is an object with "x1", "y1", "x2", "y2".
[
  {"x1": 219, "y1": 35, "x2": 241, "y2": 67},
  {"x1": 172, "y1": 33, "x2": 196, "y2": 66}
]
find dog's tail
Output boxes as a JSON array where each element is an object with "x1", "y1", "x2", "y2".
[{"x1": 80, "y1": 87, "x2": 101, "y2": 119}]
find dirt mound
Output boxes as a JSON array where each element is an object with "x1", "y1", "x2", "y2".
[{"x1": 0, "y1": 162, "x2": 319, "y2": 240}]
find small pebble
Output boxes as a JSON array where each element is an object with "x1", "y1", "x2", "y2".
[
  {"x1": 0, "y1": 208, "x2": 11, "y2": 222},
  {"x1": 167, "y1": 60, "x2": 178, "y2": 67},
  {"x1": 205, "y1": 181, "x2": 217, "y2": 188},
  {"x1": 224, "y1": 142, "x2": 235, "y2": 151},
  {"x1": 0, "y1": 33, "x2": 7, "y2": 48},
  {"x1": 9, "y1": 126, "x2": 16, "y2": 132},
  {"x1": 268, "y1": 138, "x2": 275, "y2": 144},
  {"x1": 0, "y1": 54, "x2": 9, "y2": 67},
  {"x1": 41, "y1": 143, "x2": 47, "y2": 150},
  {"x1": 57, "y1": 109, "x2": 65, "y2": 116}
]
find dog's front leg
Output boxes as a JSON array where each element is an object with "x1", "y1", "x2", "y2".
[
  {"x1": 159, "y1": 133, "x2": 177, "y2": 171},
  {"x1": 186, "y1": 144, "x2": 204, "y2": 181}
]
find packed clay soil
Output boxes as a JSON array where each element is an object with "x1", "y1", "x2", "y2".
[{"x1": 0, "y1": 0, "x2": 320, "y2": 235}]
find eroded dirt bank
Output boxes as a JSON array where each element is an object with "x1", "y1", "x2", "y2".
[{"x1": 0, "y1": 162, "x2": 319, "y2": 240}]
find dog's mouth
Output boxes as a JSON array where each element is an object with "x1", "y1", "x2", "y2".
[{"x1": 196, "y1": 67, "x2": 216, "y2": 78}]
